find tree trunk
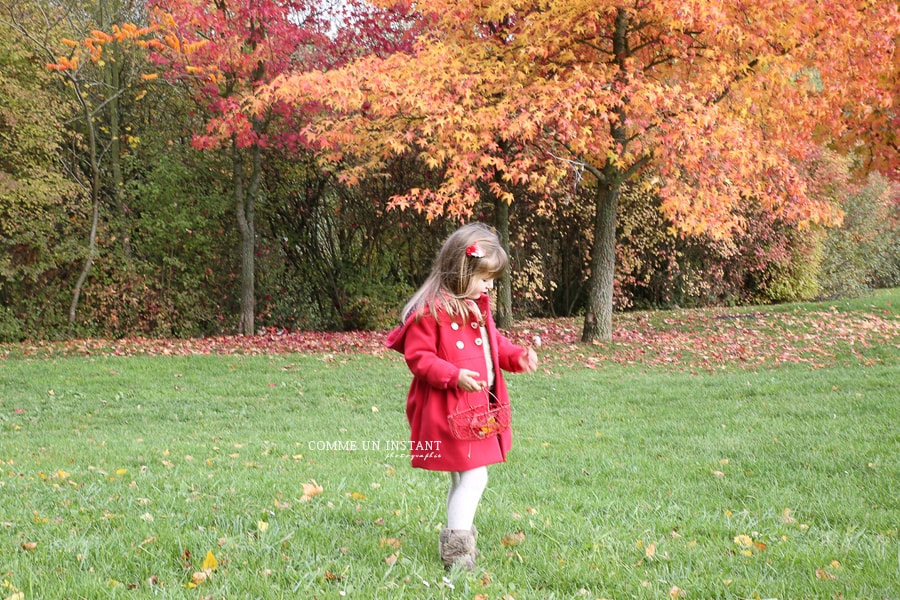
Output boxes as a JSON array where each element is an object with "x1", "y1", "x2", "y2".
[
  {"x1": 581, "y1": 179, "x2": 619, "y2": 342},
  {"x1": 581, "y1": 8, "x2": 629, "y2": 343},
  {"x1": 234, "y1": 141, "x2": 258, "y2": 335},
  {"x1": 69, "y1": 80, "x2": 101, "y2": 326},
  {"x1": 494, "y1": 196, "x2": 513, "y2": 329},
  {"x1": 108, "y1": 42, "x2": 130, "y2": 260}
]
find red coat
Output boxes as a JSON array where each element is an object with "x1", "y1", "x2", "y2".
[{"x1": 385, "y1": 294, "x2": 529, "y2": 472}]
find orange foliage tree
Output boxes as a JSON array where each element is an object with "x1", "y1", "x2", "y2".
[{"x1": 262, "y1": 0, "x2": 899, "y2": 342}]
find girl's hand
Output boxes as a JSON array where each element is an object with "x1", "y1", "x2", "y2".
[
  {"x1": 458, "y1": 369, "x2": 487, "y2": 392},
  {"x1": 519, "y1": 348, "x2": 538, "y2": 373}
]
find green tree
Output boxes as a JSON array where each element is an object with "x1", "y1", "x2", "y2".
[
  {"x1": 0, "y1": 18, "x2": 82, "y2": 339},
  {"x1": 1, "y1": 0, "x2": 154, "y2": 327}
]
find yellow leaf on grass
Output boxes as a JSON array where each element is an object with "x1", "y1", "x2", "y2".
[
  {"x1": 733, "y1": 534, "x2": 753, "y2": 548},
  {"x1": 815, "y1": 568, "x2": 836, "y2": 580},
  {"x1": 645, "y1": 543, "x2": 656, "y2": 559},
  {"x1": 201, "y1": 550, "x2": 218, "y2": 572}
]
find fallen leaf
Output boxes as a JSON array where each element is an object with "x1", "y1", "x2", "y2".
[
  {"x1": 201, "y1": 550, "x2": 218, "y2": 572},
  {"x1": 300, "y1": 480, "x2": 323, "y2": 502},
  {"x1": 385, "y1": 553, "x2": 397, "y2": 566},
  {"x1": 815, "y1": 568, "x2": 836, "y2": 580},
  {"x1": 501, "y1": 531, "x2": 526, "y2": 547},
  {"x1": 20, "y1": 541, "x2": 37, "y2": 552}
]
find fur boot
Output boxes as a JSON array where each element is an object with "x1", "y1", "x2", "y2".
[{"x1": 438, "y1": 528, "x2": 477, "y2": 571}]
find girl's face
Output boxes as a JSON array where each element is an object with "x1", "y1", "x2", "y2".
[{"x1": 467, "y1": 275, "x2": 495, "y2": 299}]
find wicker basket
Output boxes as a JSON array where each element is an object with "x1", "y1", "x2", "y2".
[{"x1": 447, "y1": 391, "x2": 511, "y2": 441}]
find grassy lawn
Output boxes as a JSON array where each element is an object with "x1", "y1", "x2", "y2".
[{"x1": 1, "y1": 290, "x2": 897, "y2": 599}]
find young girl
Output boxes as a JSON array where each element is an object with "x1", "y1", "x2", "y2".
[{"x1": 386, "y1": 223, "x2": 538, "y2": 570}]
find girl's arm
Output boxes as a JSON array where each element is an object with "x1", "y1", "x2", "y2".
[
  {"x1": 402, "y1": 315, "x2": 461, "y2": 389},
  {"x1": 495, "y1": 333, "x2": 535, "y2": 373}
]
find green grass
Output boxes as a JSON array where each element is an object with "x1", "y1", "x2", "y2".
[{"x1": 1, "y1": 292, "x2": 898, "y2": 599}]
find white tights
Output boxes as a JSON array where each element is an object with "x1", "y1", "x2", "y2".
[{"x1": 446, "y1": 467, "x2": 488, "y2": 530}]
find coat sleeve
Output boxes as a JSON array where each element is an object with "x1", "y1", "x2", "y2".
[
  {"x1": 495, "y1": 331, "x2": 528, "y2": 373},
  {"x1": 484, "y1": 305, "x2": 528, "y2": 373},
  {"x1": 402, "y1": 315, "x2": 460, "y2": 390}
]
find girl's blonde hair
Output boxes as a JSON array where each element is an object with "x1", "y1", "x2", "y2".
[{"x1": 402, "y1": 223, "x2": 508, "y2": 322}]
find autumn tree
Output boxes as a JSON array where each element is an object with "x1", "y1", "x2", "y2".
[
  {"x1": 1, "y1": 0, "x2": 155, "y2": 327},
  {"x1": 264, "y1": 0, "x2": 899, "y2": 341},
  {"x1": 512, "y1": 0, "x2": 896, "y2": 341},
  {"x1": 144, "y1": 0, "x2": 423, "y2": 335}
]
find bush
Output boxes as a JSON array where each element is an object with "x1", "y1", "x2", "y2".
[
  {"x1": 820, "y1": 174, "x2": 900, "y2": 298},
  {"x1": 0, "y1": 305, "x2": 23, "y2": 343}
]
